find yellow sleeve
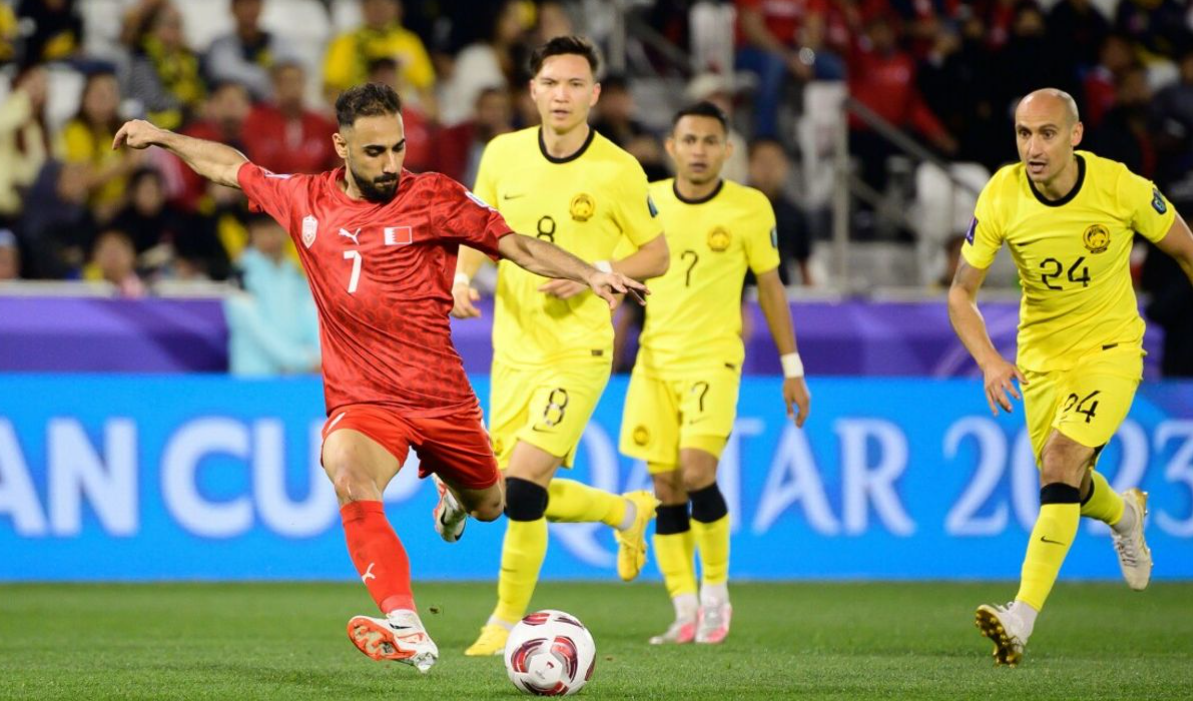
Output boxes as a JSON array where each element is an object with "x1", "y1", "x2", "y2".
[
  {"x1": 397, "y1": 31, "x2": 435, "y2": 89},
  {"x1": 743, "y1": 197, "x2": 781, "y2": 275},
  {"x1": 614, "y1": 160, "x2": 663, "y2": 247},
  {"x1": 58, "y1": 121, "x2": 93, "y2": 164},
  {"x1": 322, "y1": 34, "x2": 355, "y2": 91},
  {"x1": 472, "y1": 139, "x2": 499, "y2": 206},
  {"x1": 960, "y1": 178, "x2": 1004, "y2": 269},
  {"x1": 1118, "y1": 167, "x2": 1176, "y2": 243}
]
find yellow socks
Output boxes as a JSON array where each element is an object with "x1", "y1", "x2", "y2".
[
  {"x1": 689, "y1": 483, "x2": 730, "y2": 589},
  {"x1": 1015, "y1": 483, "x2": 1080, "y2": 611},
  {"x1": 493, "y1": 517, "x2": 548, "y2": 624},
  {"x1": 1080, "y1": 470, "x2": 1125, "y2": 526},
  {"x1": 654, "y1": 504, "x2": 697, "y2": 600},
  {"x1": 545, "y1": 478, "x2": 627, "y2": 528}
]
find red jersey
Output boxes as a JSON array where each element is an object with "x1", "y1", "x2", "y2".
[{"x1": 238, "y1": 162, "x2": 513, "y2": 416}]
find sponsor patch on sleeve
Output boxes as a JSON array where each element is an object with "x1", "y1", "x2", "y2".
[
  {"x1": 965, "y1": 216, "x2": 978, "y2": 245},
  {"x1": 770, "y1": 227, "x2": 778, "y2": 249},
  {"x1": 466, "y1": 190, "x2": 494, "y2": 211},
  {"x1": 1152, "y1": 187, "x2": 1168, "y2": 215},
  {"x1": 647, "y1": 195, "x2": 658, "y2": 217}
]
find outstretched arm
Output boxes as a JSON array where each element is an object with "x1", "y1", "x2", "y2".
[
  {"x1": 113, "y1": 119, "x2": 247, "y2": 188},
  {"x1": 497, "y1": 233, "x2": 647, "y2": 309},
  {"x1": 756, "y1": 268, "x2": 810, "y2": 426},
  {"x1": 948, "y1": 258, "x2": 1026, "y2": 416},
  {"x1": 1156, "y1": 212, "x2": 1193, "y2": 285}
]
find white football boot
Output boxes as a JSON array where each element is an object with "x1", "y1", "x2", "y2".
[
  {"x1": 975, "y1": 602, "x2": 1033, "y2": 667},
  {"x1": 432, "y1": 474, "x2": 467, "y2": 543},
  {"x1": 695, "y1": 600, "x2": 732, "y2": 644},
  {"x1": 347, "y1": 610, "x2": 439, "y2": 673},
  {"x1": 649, "y1": 618, "x2": 697, "y2": 645},
  {"x1": 1111, "y1": 488, "x2": 1152, "y2": 591}
]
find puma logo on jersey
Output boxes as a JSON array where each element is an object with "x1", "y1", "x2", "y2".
[
  {"x1": 339, "y1": 228, "x2": 362, "y2": 245},
  {"x1": 362, "y1": 562, "x2": 377, "y2": 582}
]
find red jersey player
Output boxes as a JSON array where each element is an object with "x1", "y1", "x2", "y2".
[{"x1": 113, "y1": 83, "x2": 646, "y2": 673}]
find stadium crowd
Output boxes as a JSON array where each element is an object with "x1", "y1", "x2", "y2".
[{"x1": 0, "y1": 0, "x2": 1190, "y2": 372}]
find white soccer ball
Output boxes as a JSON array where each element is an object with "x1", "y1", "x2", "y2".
[{"x1": 504, "y1": 609, "x2": 596, "y2": 696}]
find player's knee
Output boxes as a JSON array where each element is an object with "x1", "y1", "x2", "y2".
[
  {"x1": 326, "y1": 463, "x2": 377, "y2": 504},
  {"x1": 651, "y1": 470, "x2": 685, "y2": 504},
  {"x1": 680, "y1": 466, "x2": 717, "y2": 494},
  {"x1": 1039, "y1": 443, "x2": 1088, "y2": 487},
  {"x1": 504, "y1": 477, "x2": 548, "y2": 521},
  {"x1": 471, "y1": 492, "x2": 505, "y2": 522},
  {"x1": 688, "y1": 482, "x2": 728, "y2": 524}
]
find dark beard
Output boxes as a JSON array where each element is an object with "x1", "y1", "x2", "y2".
[{"x1": 349, "y1": 164, "x2": 399, "y2": 203}]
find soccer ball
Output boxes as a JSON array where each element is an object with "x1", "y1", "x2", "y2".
[{"x1": 504, "y1": 609, "x2": 596, "y2": 696}]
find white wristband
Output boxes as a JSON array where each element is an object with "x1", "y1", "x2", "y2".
[
  {"x1": 780, "y1": 353, "x2": 804, "y2": 379},
  {"x1": 453, "y1": 272, "x2": 471, "y2": 287},
  {"x1": 594, "y1": 260, "x2": 613, "y2": 274}
]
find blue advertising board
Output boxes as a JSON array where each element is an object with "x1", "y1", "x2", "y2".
[{"x1": 0, "y1": 375, "x2": 1190, "y2": 581}]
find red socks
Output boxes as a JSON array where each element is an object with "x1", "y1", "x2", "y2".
[{"x1": 340, "y1": 500, "x2": 415, "y2": 613}]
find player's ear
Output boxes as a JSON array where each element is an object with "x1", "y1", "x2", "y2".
[
  {"x1": 590, "y1": 81, "x2": 601, "y2": 108},
  {"x1": 332, "y1": 130, "x2": 349, "y2": 160},
  {"x1": 1071, "y1": 121, "x2": 1084, "y2": 148}
]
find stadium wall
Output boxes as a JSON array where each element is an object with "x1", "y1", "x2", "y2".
[{"x1": 1, "y1": 375, "x2": 1191, "y2": 582}]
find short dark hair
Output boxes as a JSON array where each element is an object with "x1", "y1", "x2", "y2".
[
  {"x1": 672, "y1": 101, "x2": 728, "y2": 133},
  {"x1": 335, "y1": 82, "x2": 402, "y2": 127},
  {"x1": 529, "y1": 35, "x2": 601, "y2": 77}
]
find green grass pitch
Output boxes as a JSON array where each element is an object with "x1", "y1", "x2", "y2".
[{"x1": 2, "y1": 581, "x2": 1191, "y2": 700}]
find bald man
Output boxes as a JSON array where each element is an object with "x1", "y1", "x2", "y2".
[{"x1": 948, "y1": 88, "x2": 1193, "y2": 666}]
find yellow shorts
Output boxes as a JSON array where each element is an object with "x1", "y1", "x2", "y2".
[
  {"x1": 619, "y1": 364, "x2": 740, "y2": 472},
  {"x1": 489, "y1": 357, "x2": 611, "y2": 469},
  {"x1": 1022, "y1": 345, "x2": 1143, "y2": 466}
]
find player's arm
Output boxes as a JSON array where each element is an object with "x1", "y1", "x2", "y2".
[
  {"x1": 756, "y1": 268, "x2": 810, "y2": 427},
  {"x1": 113, "y1": 119, "x2": 247, "y2": 188},
  {"x1": 1155, "y1": 211, "x2": 1193, "y2": 285},
  {"x1": 497, "y1": 233, "x2": 648, "y2": 309},
  {"x1": 947, "y1": 258, "x2": 1027, "y2": 416},
  {"x1": 538, "y1": 232, "x2": 670, "y2": 300}
]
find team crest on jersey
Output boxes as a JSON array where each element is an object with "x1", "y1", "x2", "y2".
[
  {"x1": 570, "y1": 193, "x2": 595, "y2": 221},
  {"x1": 1153, "y1": 187, "x2": 1168, "y2": 214},
  {"x1": 1082, "y1": 224, "x2": 1110, "y2": 254},
  {"x1": 301, "y1": 215, "x2": 318, "y2": 248},
  {"x1": 492, "y1": 437, "x2": 504, "y2": 456},
  {"x1": 708, "y1": 227, "x2": 731, "y2": 252},
  {"x1": 632, "y1": 425, "x2": 650, "y2": 446}
]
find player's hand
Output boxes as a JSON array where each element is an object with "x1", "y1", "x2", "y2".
[
  {"x1": 783, "y1": 376, "x2": 811, "y2": 427},
  {"x1": 981, "y1": 356, "x2": 1027, "y2": 416},
  {"x1": 450, "y1": 282, "x2": 482, "y2": 318},
  {"x1": 586, "y1": 271, "x2": 647, "y2": 309},
  {"x1": 112, "y1": 119, "x2": 164, "y2": 150},
  {"x1": 538, "y1": 279, "x2": 589, "y2": 299}
]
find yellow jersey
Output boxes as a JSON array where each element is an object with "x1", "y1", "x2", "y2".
[
  {"x1": 636, "y1": 178, "x2": 780, "y2": 375},
  {"x1": 962, "y1": 150, "x2": 1175, "y2": 371},
  {"x1": 323, "y1": 24, "x2": 435, "y2": 92},
  {"x1": 474, "y1": 126, "x2": 663, "y2": 366}
]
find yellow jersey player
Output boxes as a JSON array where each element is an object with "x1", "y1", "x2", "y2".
[
  {"x1": 452, "y1": 36, "x2": 670, "y2": 655},
  {"x1": 620, "y1": 102, "x2": 811, "y2": 645},
  {"x1": 949, "y1": 88, "x2": 1193, "y2": 666}
]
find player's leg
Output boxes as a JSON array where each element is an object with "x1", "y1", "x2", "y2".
[
  {"x1": 320, "y1": 410, "x2": 437, "y2": 671},
  {"x1": 466, "y1": 440, "x2": 562, "y2": 656},
  {"x1": 682, "y1": 445, "x2": 733, "y2": 644},
  {"x1": 413, "y1": 409, "x2": 506, "y2": 542},
  {"x1": 649, "y1": 465, "x2": 698, "y2": 645},
  {"x1": 1062, "y1": 349, "x2": 1150, "y2": 590}
]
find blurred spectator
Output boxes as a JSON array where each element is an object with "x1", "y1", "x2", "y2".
[
  {"x1": 748, "y1": 138, "x2": 812, "y2": 285},
  {"x1": 936, "y1": 232, "x2": 966, "y2": 289},
  {"x1": 437, "y1": 0, "x2": 529, "y2": 126},
  {"x1": 530, "y1": 1, "x2": 574, "y2": 45},
  {"x1": 511, "y1": 84, "x2": 540, "y2": 129},
  {"x1": 18, "y1": 161, "x2": 96, "y2": 278},
  {"x1": 16, "y1": 0, "x2": 82, "y2": 63},
  {"x1": 0, "y1": 228, "x2": 20, "y2": 280},
  {"x1": 322, "y1": 0, "x2": 436, "y2": 113},
  {"x1": 686, "y1": 73, "x2": 748, "y2": 183},
  {"x1": 176, "y1": 81, "x2": 252, "y2": 211},
  {"x1": 592, "y1": 75, "x2": 667, "y2": 182},
  {"x1": 435, "y1": 86, "x2": 513, "y2": 185},
  {"x1": 848, "y1": 14, "x2": 955, "y2": 196},
  {"x1": 735, "y1": 0, "x2": 842, "y2": 139},
  {"x1": 0, "y1": 4, "x2": 16, "y2": 64},
  {"x1": 0, "y1": 65, "x2": 49, "y2": 224},
  {"x1": 1114, "y1": 0, "x2": 1191, "y2": 63},
  {"x1": 918, "y1": 21, "x2": 1001, "y2": 169},
  {"x1": 124, "y1": 1, "x2": 205, "y2": 130},
  {"x1": 85, "y1": 228, "x2": 147, "y2": 297},
  {"x1": 205, "y1": 0, "x2": 299, "y2": 101},
  {"x1": 991, "y1": 2, "x2": 1076, "y2": 127},
  {"x1": 1046, "y1": 0, "x2": 1109, "y2": 74},
  {"x1": 1091, "y1": 64, "x2": 1155, "y2": 178},
  {"x1": 55, "y1": 70, "x2": 144, "y2": 223},
  {"x1": 981, "y1": 0, "x2": 1019, "y2": 50},
  {"x1": 112, "y1": 167, "x2": 189, "y2": 257},
  {"x1": 1082, "y1": 33, "x2": 1134, "y2": 131},
  {"x1": 243, "y1": 62, "x2": 338, "y2": 175},
  {"x1": 225, "y1": 213, "x2": 321, "y2": 376},
  {"x1": 1142, "y1": 242, "x2": 1193, "y2": 377},
  {"x1": 1152, "y1": 47, "x2": 1193, "y2": 205},
  {"x1": 365, "y1": 57, "x2": 434, "y2": 172}
]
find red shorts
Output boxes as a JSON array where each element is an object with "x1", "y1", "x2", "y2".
[{"x1": 321, "y1": 403, "x2": 500, "y2": 490}]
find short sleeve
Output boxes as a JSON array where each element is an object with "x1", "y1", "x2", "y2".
[
  {"x1": 743, "y1": 197, "x2": 781, "y2": 275},
  {"x1": 237, "y1": 162, "x2": 304, "y2": 228},
  {"x1": 613, "y1": 160, "x2": 664, "y2": 247},
  {"x1": 960, "y1": 179, "x2": 1004, "y2": 269},
  {"x1": 433, "y1": 175, "x2": 513, "y2": 259},
  {"x1": 1118, "y1": 168, "x2": 1176, "y2": 243}
]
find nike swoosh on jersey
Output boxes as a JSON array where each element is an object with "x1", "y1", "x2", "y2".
[
  {"x1": 502, "y1": 193, "x2": 526, "y2": 200},
  {"x1": 1013, "y1": 239, "x2": 1040, "y2": 247},
  {"x1": 1039, "y1": 536, "x2": 1066, "y2": 545}
]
